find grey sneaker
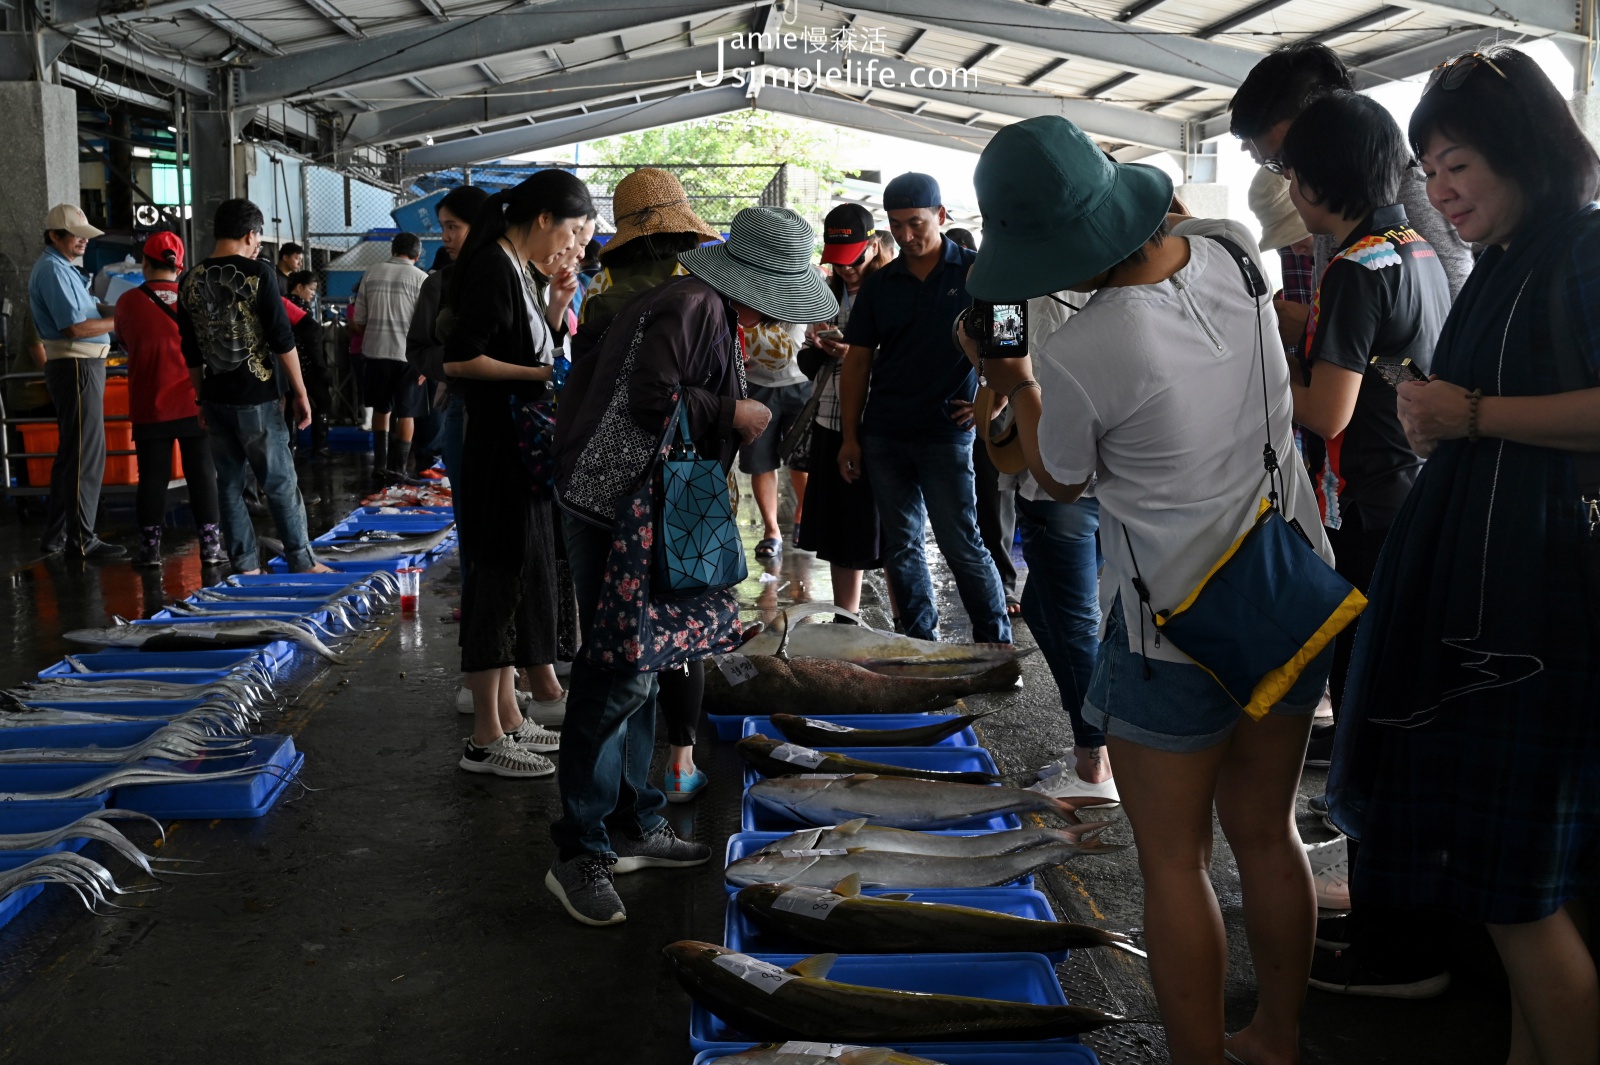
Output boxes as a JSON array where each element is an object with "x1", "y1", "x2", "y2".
[
  {"x1": 610, "y1": 822, "x2": 711, "y2": 874},
  {"x1": 545, "y1": 853, "x2": 625, "y2": 927},
  {"x1": 458, "y1": 735, "x2": 554, "y2": 778}
]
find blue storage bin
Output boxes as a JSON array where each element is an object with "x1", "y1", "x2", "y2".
[
  {"x1": 15, "y1": 697, "x2": 210, "y2": 717},
  {"x1": 740, "y1": 746, "x2": 999, "y2": 791},
  {"x1": 711, "y1": 708, "x2": 959, "y2": 741},
  {"x1": 740, "y1": 714, "x2": 978, "y2": 748},
  {"x1": 742, "y1": 786, "x2": 1023, "y2": 834},
  {"x1": 687, "y1": 952, "x2": 1072, "y2": 1050},
  {"x1": 0, "y1": 799, "x2": 106, "y2": 833},
  {"x1": 0, "y1": 764, "x2": 114, "y2": 804},
  {"x1": 191, "y1": 588, "x2": 372, "y2": 615},
  {"x1": 0, "y1": 884, "x2": 46, "y2": 931},
  {"x1": 354, "y1": 505, "x2": 452, "y2": 516},
  {"x1": 0, "y1": 835, "x2": 92, "y2": 871},
  {"x1": 148, "y1": 607, "x2": 333, "y2": 631},
  {"x1": 0, "y1": 721, "x2": 165, "y2": 753},
  {"x1": 226, "y1": 572, "x2": 384, "y2": 586},
  {"x1": 694, "y1": 1044, "x2": 1101, "y2": 1064},
  {"x1": 112, "y1": 735, "x2": 302, "y2": 819},
  {"x1": 38, "y1": 644, "x2": 294, "y2": 682},
  {"x1": 171, "y1": 600, "x2": 358, "y2": 634},
  {"x1": 270, "y1": 554, "x2": 425, "y2": 573},
  {"x1": 724, "y1": 887, "x2": 1063, "y2": 959},
  {"x1": 325, "y1": 517, "x2": 453, "y2": 534},
  {"x1": 724, "y1": 832, "x2": 1035, "y2": 892}
]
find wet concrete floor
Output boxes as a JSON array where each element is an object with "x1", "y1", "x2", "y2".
[{"x1": 0, "y1": 456, "x2": 1513, "y2": 1063}]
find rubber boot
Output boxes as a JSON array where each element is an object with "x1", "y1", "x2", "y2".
[
  {"x1": 371, "y1": 428, "x2": 390, "y2": 485},
  {"x1": 360, "y1": 406, "x2": 374, "y2": 431},
  {"x1": 388, "y1": 435, "x2": 413, "y2": 481},
  {"x1": 133, "y1": 526, "x2": 162, "y2": 568},
  {"x1": 199, "y1": 523, "x2": 227, "y2": 565},
  {"x1": 311, "y1": 415, "x2": 331, "y2": 459}
]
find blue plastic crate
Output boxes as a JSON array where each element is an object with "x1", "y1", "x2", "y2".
[
  {"x1": 270, "y1": 554, "x2": 425, "y2": 573},
  {"x1": 225, "y1": 572, "x2": 384, "y2": 587},
  {"x1": 724, "y1": 887, "x2": 1063, "y2": 959},
  {"x1": 694, "y1": 1044, "x2": 1100, "y2": 1064},
  {"x1": 0, "y1": 764, "x2": 114, "y2": 804},
  {"x1": 0, "y1": 721, "x2": 165, "y2": 753},
  {"x1": 0, "y1": 835, "x2": 93, "y2": 871},
  {"x1": 38, "y1": 644, "x2": 294, "y2": 682},
  {"x1": 172, "y1": 599, "x2": 359, "y2": 634},
  {"x1": 354, "y1": 505, "x2": 452, "y2": 517},
  {"x1": 0, "y1": 799, "x2": 106, "y2": 834},
  {"x1": 190, "y1": 587, "x2": 372, "y2": 615},
  {"x1": 723, "y1": 832, "x2": 1035, "y2": 893},
  {"x1": 0, "y1": 884, "x2": 46, "y2": 929},
  {"x1": 740, "y1": 714, "x2": 979, "y2": 748},
  {"x1": 742, "y1": 782, "x2": 1023, "y2": 834},
  {"x1": 710, "y1": 707, "x2": 959, "y2": 742},
  {"x1": 112, "y1": 735, "x2": 302, "y2": 819},
  {"x1": 148, "y1": 607, "x2": 333, "y2": 631},
  {"x1": 740, "y1": 746, "x2": 1000, "y2": 792},
  {"x1": 326, "y1": 516, "x2": 453, "y2": 533},
  {"x1": 687, "y1": 952, "x2": 1072, "y2": 1050},
  {"x1": 16, "y1": 697, "x2": 211, "y2": 716}
]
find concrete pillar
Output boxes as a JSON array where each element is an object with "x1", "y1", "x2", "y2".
[
  {"x1": 0, "y1": 81, "x2": 79, "y2": 364},
  {"x1": 1571, "y1": 93, "x2": 1600, "y2": 154},
  {"x1": 1176, "y1": 182, "x2": 1229, "y2": 220}
]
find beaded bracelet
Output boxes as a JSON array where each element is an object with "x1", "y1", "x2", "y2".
[{"x1": 1466, "y1": 388, "x2": 1483, "y2": 443}]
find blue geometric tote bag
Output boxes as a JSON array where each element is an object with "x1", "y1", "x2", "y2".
[{"x1": 654, "y1": 402, "x2": 747, "y2": 597}]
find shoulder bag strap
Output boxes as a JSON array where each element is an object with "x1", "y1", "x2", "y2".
[{"x1": 139, "y1": 282, "x2": 180, "y2": 323}]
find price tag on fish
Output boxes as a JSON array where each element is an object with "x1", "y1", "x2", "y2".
[
  {"x1": 771, "y1": 743, "x2": 827, "y2": 768},
  {"x1": 801, "y1": 718, "x2": 851, "y2": 733},
  {"x1": 713, "y1": 953, "x2": 796, "y2": 993},
  {"x1": 771, "y1": 886, "x2": 846, "y2": 921},
  {"x1": 776, "y1": 1044, "x2": 863, "y2": 1058},
  {"x1": 712, "y1": 653, "x2": 759, "y2": 687}
]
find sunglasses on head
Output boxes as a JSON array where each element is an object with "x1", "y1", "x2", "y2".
[{"x1": 1427, "y1": 51, "x2": 1508, "y2": 92}]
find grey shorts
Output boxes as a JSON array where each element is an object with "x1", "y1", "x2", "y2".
[
  {"x1": 1081, "y1": 597, "x2": 1334, "y2": 753},
  {"x1": 738, "y1": 381, "x2": 811, "y2": 475}
]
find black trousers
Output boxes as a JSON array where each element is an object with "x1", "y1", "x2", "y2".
[
  {"x1": 135, "y1": 429, "x2": 220, "y2": 529},
  {"x1": 657, "y1": 660, "x2": 704, "y2": 748},
  {"x1": 1325, "y1": 507, "x2": 1390, "y2": 715},
  {"x1": 41, "y1": 358, "x2": 106, "y2": 552},
  {"x1": 972, "y1": 433, "x2": 1017, "y2": 598}
]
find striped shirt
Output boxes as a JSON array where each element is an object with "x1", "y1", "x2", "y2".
[{"x1": 353, "y1": 256, "x2": 427, "y2": 362}]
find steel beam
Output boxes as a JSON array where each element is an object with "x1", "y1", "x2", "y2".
[
  {"x1": 1351, "y1": 26, "x2": 1521, "y2": 86},
  {"x1": 1306, "y1": 6, "x2": 1409, "y2": 43},
  {"x1": 1387, "y1": 0, "x2": 1579, "y2": 36},
  {"x1": 235, "y1": 0, "x2": 747, "y2": 105},
  {"x1": 757, "y1": 88, "x2": 995, "y2": 152},
  {"x1": 62, "y1": 34, "x2": 212, "y2": 95},
  {"x1": 402, "y1": 85, "x2": 748, "y2": 169},
  {"x1": 1196, "y1": 0, "x2": 1296, "y2": 38},
  {"x1": 838, "y1": 0, "x2": 1261, "y2": 88},
  {"x1": 193, "y1": 4, "x2": 283, "y2": 55},
  {"x1": 1116, "y1": 0, "x2": 1180, "y2": 23},
  {"x1": 301, "y1": 0, "x2": 365, "y2": 38},
  {"x1": 58, "y1": 61, "x2": 170, "y2": 109}
]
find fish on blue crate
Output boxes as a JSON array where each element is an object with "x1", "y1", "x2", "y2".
[
  {"x1": 737, "y1": 742, "x2": 1003, "y2": 792},
  {"x1": 38, "y1": 644, "x2": 295, "y2": 683},
  {"x1": 742, "y1": 771, "x2": 1110, "y2": 834},
  {"x1": 739, "y1": 713, "x2": 987, "y2": 749},
  {"x1": 62, "y1": 615, "x2": 345, "y2": 664},
  {"x1": 692, "y1": 1042, "x2": 1103, "y2": 1064}
]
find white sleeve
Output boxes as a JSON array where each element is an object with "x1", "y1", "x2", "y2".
[
  {"x1": 1034, "y1": 347, "x2": 1103, "y2": 485},
  {"x1": 1171, "y1": 217, "x2": 1270, "y2": 282}
]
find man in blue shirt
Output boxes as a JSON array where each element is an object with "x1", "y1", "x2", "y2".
[
  {"x1": 28, "y1": 203, "x2": 125, "y2": 559},
  {"x1": 836, "y1": 173, "x2": 1011, "y2": 644}
]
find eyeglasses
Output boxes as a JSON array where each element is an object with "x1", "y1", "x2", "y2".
[{"x1": 1427, "y1": 51, "x2": 1508, "y2": 92}]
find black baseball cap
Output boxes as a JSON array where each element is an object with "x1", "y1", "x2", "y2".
[{"x1": 820, "y1": 203, "x2": 874, "y2": 265}]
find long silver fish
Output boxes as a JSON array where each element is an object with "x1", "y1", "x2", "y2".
[
  {"x1": 714, "y1": 1044, "x2": 943, "y2": 1065},
  {"x1": 0, "y1": 760, "x2": 287, "y2": 801},
  {"x1": 725, "y1": 836, "x2": 1123, "y2": 889},
  {"x1": 312, "y1": 525, "x2": 454, "y2": 561},
  {"x1": 62, "y1": 617, "x2": 345, "y2": 663},
  {"x1": 161, "y1": 599, "x2": 362, "y2": 634},
  {"x1": 738, "y1": 604, "x2": 1023, "y2": 678},
  {"x1": 60, "y1": 656, "x2": 277, "y2": 690},
  {"x1": 0, "y1": 706, "x2": 255, "y2": 735},
  {"x1": 748, "y1": 774, "x2": 1114, "y2": 830},
  {"x1": 769, "y1": 709, "x2": 998, "y2": 748},
  {"x1": 0, "y1": 810, "x2": 175, "y2": 876},
  {"x1": 757, "y1": 818, "x2": 1109, "y2": 859},
  {"x1": 0, "y1": 852, "x2": 153, "y2": 913},
  {"x1": 0, "y1": 721, "x2": 250, "y2": 764},
  {"x1": 224, "y1": 571, "x2": 401, "y2": 599}
]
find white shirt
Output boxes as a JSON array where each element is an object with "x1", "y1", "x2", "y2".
[{"x1": 1034, "y1": 218, "x2": 1333, "y2": 663}]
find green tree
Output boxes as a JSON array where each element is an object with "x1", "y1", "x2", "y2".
[{"x1": 585, "y1": 109, "x2": 856, "y2": 227}]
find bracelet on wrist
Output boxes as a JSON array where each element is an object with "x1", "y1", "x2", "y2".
[{"x1": 1466, "y1": 388, "x2": 1483, "y2": 443}]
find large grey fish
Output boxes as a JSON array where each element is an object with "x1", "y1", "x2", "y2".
[
  {"x1": 739, "y1": 603, "x2": 1022, "y2": 678},
  {"x1": 737, "y1": 874, "x2": 1140, "y2": 955},
  {"x1": 748, "y1": 774, "x2": 1113, "y2": 830},
  {"x1": 758, "y1": 818, "x2": 1109, "y2": 859},
  {"x1": 705, "y1": 656, "x2": 1020, "y2": 717},
  {"x1": 737, "y1": 735, "x2": 1003, "y2": 786},
  {"x1": 714, "y1": 1044, "x2": 942, "y2": 1065},
  {"x1": 725, "y1": 836, "x2": 1122, "y2": 890},
  {"x1": 663, "y1": 941, "x2": 1129, "y2": 1041},
  {"x1": 769, "y1": 709, "x2": 998, "y2": 748},
  {"x1": 62, "y1": 617, "x2": 345, "y2": 663},
  {"x1": 0, "y1": 721, "x2": 250, "y2": 764},
  {"x1": 311, "y1": 525, "x2": 454, "y2": 561}
]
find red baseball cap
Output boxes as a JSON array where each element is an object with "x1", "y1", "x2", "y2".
[
  {"x1": 820, "y1": 203, "x2": 874, "y2": 265},
  {"x1": 142, "y1": 231, "x2": 185, "y2": 270}
]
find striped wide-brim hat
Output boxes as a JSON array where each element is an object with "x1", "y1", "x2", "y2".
[{"x1": 679, "y1": 206, "x2": 839, "y2": 324}]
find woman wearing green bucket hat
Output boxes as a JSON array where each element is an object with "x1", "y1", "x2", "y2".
[{"x1": 963, "y1": 115, "x2": 1334, "y2": 1065}]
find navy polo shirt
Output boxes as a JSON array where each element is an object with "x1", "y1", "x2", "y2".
[{"x1": 843, "y1": 236, "x2": 978, "y2": 439}]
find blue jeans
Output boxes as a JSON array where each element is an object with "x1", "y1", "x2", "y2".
[
  {"x1": 432, "y1": 392, "x2": 466, "y2": 525},
  {"x1": 1016, "y1": 495, "x2": 1104, "y2": 749},
  {"x1": 204, "y1": 400, "x2": 316, "y2": 571},
  {"x1": 862, "y1": 433, "x2": 1011, "y2": 644},
  {"x1": 550, "y1": 513, "x2": 668, "y2": 860}
]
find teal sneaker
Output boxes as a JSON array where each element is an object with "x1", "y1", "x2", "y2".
[{"x1": 663, "y1": 765, "x2": 708, "y2": 804}]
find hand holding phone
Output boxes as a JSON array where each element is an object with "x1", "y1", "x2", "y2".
[{"x1": 1369, "y1": 356, "x2": 1429, "y2": 390}]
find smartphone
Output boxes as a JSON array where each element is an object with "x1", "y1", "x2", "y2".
[
  {"x1": 968, "y1": 299, "x2": 1028, "y2": 358},
  {"x1": 815, "y1": 328, "x2": 843, "y2": 341},
  {"x1": 1368, "y1": 356, "x2": 1428, "y2": 389}
]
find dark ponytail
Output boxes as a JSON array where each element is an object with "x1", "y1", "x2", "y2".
[{"x1": 449, "y1": 169, "x2": 594, "y2": 312}]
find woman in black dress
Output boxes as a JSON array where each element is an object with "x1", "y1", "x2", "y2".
[
  {"x1": 1328, "y1": 48, "x2": 1600, "y2": 1064},
  {"x1": 444, "y1": 170, "x2": 594, "y2": 779}
]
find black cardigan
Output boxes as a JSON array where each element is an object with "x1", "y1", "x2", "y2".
[{"x1": 443, "y1": 244, "x2": 550, "y2": 405}]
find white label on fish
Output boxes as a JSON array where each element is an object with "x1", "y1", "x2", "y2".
[
  {"x1": 777, "y1": 848, "x2": 849, "y2": 858},
  {"x1": 776, "y1": 1044, "x2": 864, "y2": 1057},
  {"x1": 713, "y1": 953, "x2": 795, "y2": 993},
  {"x1": 771, "y1": 744, "x2": 827, "y2": 768},
  {"x1": 713, "y1": 653, "x2": 759, "y2": 686},
  {"x1": 801, "y1": 718, "x2": 851, "y2": 733},
  {"x1": 771, "y1": 887, "x2": 846, "y2": 920}
]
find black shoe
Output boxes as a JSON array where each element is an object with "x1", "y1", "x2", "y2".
[
  {"x1": 1315, "y1": 913, "x2": 1352, "y2": 950},
  {"x1": 1307, "y1": 793, "x2": 1330, "y2": 817},
  {"x1": 1308, "y1": 945, "x2": 1450, "y2": 999},
  {"x1": 1304, "y1": 723, "x2": 1336, "y2": 768},
  {"x1": 69, "y1": 538, "x2": 128, "y2": 560},
  {"x1": 40, "y1": 539, "x2": 65, "y2": 556}
]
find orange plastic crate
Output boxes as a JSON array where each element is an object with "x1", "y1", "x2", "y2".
[
  {"x1": 19, "y1": 419, "x2": 165, "y2": 487},
  {"x1": 104, "y1": 422, "x2": 136, "y2": 485},
  {"x1": 20, "y1": 424, "x2": 57, "y2": 487},
  {"x1": 102, "y1": 377, "x2": 129, "y2": 418}
]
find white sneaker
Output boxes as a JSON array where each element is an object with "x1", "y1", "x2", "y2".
[
  {"x1": 1312, "y1": 689, "x2": 1335, "y2": 722},
  {"x1": 509, "y1": 717, "x2": 561, "y2": 753},
  {"x1": 455, "y1": 687, "x2": 535, "y2": 716},
  {"x1": 1308, "y1": 836, "x2": 1350, "y2": 909},
  {"x1": 525, "y1": 691, "x2": 566, "y2": 727},
  {"x1": 459, "y1": 735, "x2": 554, "y2": 778},
  {"x1": 1028, "y1": 760, "x2": 1120, "y2": 806}
]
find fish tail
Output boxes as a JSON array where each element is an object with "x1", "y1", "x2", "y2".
[{"x1": 1049, "y1": 795, "x2": 1121, "y2": 825}]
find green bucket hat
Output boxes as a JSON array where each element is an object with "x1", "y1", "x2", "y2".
[{"x1": 967, "y1": 115, "x2": 1174, "y2": 300}]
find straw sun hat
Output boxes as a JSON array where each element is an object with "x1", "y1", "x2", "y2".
[{"x1": 601, "y1": 168, "x2": 721, "y2": 257}]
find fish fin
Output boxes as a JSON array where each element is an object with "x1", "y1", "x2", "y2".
[
  {"x1": 834, "y1": 817, "x2": 869, "y2": 836},
  {"x1": 877, "y1": 892, "x2": 914, "y2": 901},
  {"x1": 963, "y1": 705, "x2": 1005, "y2": 723},
  {"x1": 112, "y1": 616, "x2": 129, "y2": 626},
  {"x1": 1049, "y1": 794, "x2": 1119, "y2": 825},
  {"x1": 839, "y1": 1051, "x2": 896, "y2": 1065},
  {"x1": 830, "y1": 872, "x2": 862, "y2": 896},
  {"x1": 785, "y1": 952, "x2": 839, "y2": 979}
]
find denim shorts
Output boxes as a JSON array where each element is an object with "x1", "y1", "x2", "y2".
[{"x1": 1081, "y1": 597, "x2": 1334, "y2": 754}]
